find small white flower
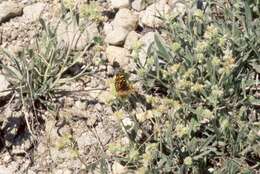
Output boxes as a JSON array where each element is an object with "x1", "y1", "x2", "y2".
[
  {"x1": 184, "y1": 156, "x2": 193, "y2": 166},
  {"x1": 175, "y1": 124, "x2": 189, "y2": 137},
  {"x1": 191, "y1": 83, "x2": 204, "y2": 93},
  {"x1": 223, "y1": 49, "x2": 233, "y2": 60},
  {"x1": 208, "y1": 168, "x2": 215, "y2": 173},
  {"x1": 211, "y1": 56, "x2": 221, "y2": 66},
  {"x1": 195, "y1": 41, "x2": 208, "y2": 53},
  {"x1": 204, "y1": 25, "x2": 218, "y2": 40},
  {"x1": 194, "y1": 9, "x2": 204, "y2": 20},
  {"x1": 122, "y1": 117, "x2": 135, "y2": 130},
  {"x1": 220, "y1": 118, "x2": 229, "y2": 131}
]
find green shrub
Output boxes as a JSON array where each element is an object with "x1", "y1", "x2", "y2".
[
  {"x1": 61, "y1": 0, "x2": 104, "y2": 22},
  {"x1": 80, "y1": 2, "x2": 104, "y2": 22},
  {"x1": 0, "y1": 18, "x2": 89, "y2": 117},
  {"x1": 110, "y1": 0, "x2": 260, "y2": 173}
]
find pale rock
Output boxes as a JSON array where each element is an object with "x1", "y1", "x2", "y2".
[
  {"x1": 111, "y1": 0, "x2": 130, "y2": 9},
  {"x1": 27, "y1": 170, "x2": 36, "y2": 174},
  {"x1": 121, "y1": 137, "x2": 130, "y2": 145},
  {"x1": 103, "y1": 22, "x2": 113, "y2": 36},
  {"x1": 0, "y1": 74, "x2": 10, "y2": 99},
  {"x1": 95, "y1": 103, "x2": 103, "y2": 112},
  {"x1": 23, "y1": 2, "x2": 46, "y2": 21},
  {"x1": 0, "y1": 28, "x2": 2, "y2": 45},
  {"x1": 57, "y1": 21, "x2": 87, "y2": 50},
  {"x1": 86, "y1": 114, "x2": 98, "y2": 126},
  {"x1": 113, "y1": 8, "x2": 138, "y2": 31},
  {"x1": 168, "y1": 0, "x2": 187, "y2": 16},
  {"x1": 257, "y1": 130, "x2": 260, "y2": 137},
  {"x1": 63, "y1": 96, "x2": 74, "y2": 107},
  {"x1": 76, "y1": 132, "x2": 98, "y2": 147},
  {"x1": 122, "y1": 117, "x2": 134, "y2": 130},
  {"x1": 21, "y1": 0, "x2": 33, "y2": 5},
  {"x1": 11, "y1": 30, "x2": 18, "y2": 40},
  {"x1": 16, "y1": 159, "x2": 31, "y2": 172},
  {"x1": 76, "y1": 124, "x2": 111, "y2": 148},
  {"x1": 2, "y1": 153, "x2": 11, "y2": 163},
  {"x1": 124, "y1": 31, "x2": 140, "y2": 50},
  {"x1": 57, "y1": 21, "x2": 97, "y2": 50},
  {"x1": 97, "y1": 90, "x2": 115, "y2": 104},
  {"x1": 74, "y1": 100, "x2": 87, "y2": 110},
  {"x1": 107, "y1": 65, "x2": 115, "y2": 76},
  {"x1": 8, "y1": 41, "x2": 23, "y2": 54},
  {"x1": 0, "y1": 165, "x2": 16, "y2": 174},
  {"x1": 54, "y1": 169, "x2": 72, "y2": 174},
  {"x1": 45, "y1": 117, "x2": 59, "y2": 146},
  {"x1": 106, "y1": 46, "x2": 131, "y2": 68},
  {"x1": 112, "y1": 162, "x2": 128, "y2": 174},
  {"x1": 86, "y1": 22, "x2": 99, "y2": 41},
  {"x1": 138, "y1": 32, "x2": 155, "y2": 66},
  {"x1": 0, "y1": 2, "x2": 23, "y2": 24},
  {"x1": 36, "y1": 142, "x2": 46, "y2": 154},
  {"x1": 140, "y1": 1, "x2": 171, "y2": 28},
  {"x1": 63, "y1": 169, "x2": 73, "y2": 174},
  {"x1": 86, "y1": 88, "x2": 111, "y2": 103},
  {"x1": 12, "y1": 138, "x2": 33, "y2": 155},
  {"x1": 131, "y1": 0, "x2": 146, "y2": 11},
  {"x1": 105, "y1": 27, "x2": 129, "y2": 45}
]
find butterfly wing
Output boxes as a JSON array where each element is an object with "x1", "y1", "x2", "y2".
[{"x1": 115, "y1": 71, "x2": 133, "y2": 97}]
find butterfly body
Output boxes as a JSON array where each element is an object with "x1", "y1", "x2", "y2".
[{"x1": 114, "y1": 70, "x2": 134, "y2": 97}]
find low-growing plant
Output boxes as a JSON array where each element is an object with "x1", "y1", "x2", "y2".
[
  {"x1": 0, "y1": 16, "x2": 91, "y2": 134},
  {"x1": 61, "y1": 0, "x2": 104, "y2": 23},
  {"x1": 79, "y1": 2, "x2": 104, "y2": 22},
  {"x1": 109, "y1": 0, "x2": 260, "y2": 173}
]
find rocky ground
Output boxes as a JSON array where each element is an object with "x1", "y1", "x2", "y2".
[{"x1": 0, "y1": 0, "x2": 187, "y2": 173}]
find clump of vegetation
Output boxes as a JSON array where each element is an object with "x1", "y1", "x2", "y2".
[
  {"x1": 79, "y1": 2, "x2": 104, "y2": 22},
  {"x1": 62, "y1": 0, "x2": 104, "y2": 22},
  {"x1": 109, "y1": 0, "x2": 260, "y2": 173},
  {"x1": 62, "y1": 0, "x2": 75, "y2": 10},
  {"x1": 0, "y1": 17, "x2": 90, "y2": 134}
]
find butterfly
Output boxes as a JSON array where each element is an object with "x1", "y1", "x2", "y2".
[{"x1": 114, "y1": 70, "x2": 134, "y2": 97}]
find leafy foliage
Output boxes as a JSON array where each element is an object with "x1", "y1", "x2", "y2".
[
  {"x1": 109, "y1": 0, "x2": 260, "y2": 173},
  {"x1": 0, "y1": 17, "x2": 90, "y2": 113},
  {"x1": 61, "y1": 0, "x2": 104, "y2": 22}
]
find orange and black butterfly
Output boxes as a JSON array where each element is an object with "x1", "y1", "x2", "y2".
[{"x1": 114, "y1": 70, "x2": 134, "y2": 97}]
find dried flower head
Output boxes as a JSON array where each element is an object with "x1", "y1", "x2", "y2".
[
  {"x1": 191, "y1": 83, "x2": 204, "y2": 93},
  {"x1": 184, "y1": 156, "x2": 193, "y2": 166},
  {"x1": 175, "y1": 124, "x2": 189, "y2": 137},
  {"x1": 204, "y1": 25, "x2": 219, "y2": 40}
]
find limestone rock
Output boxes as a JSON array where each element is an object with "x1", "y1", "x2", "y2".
[
  {"x1": 111, "y1": 0, "x2": 130, "y2": 9},
  {"x1": 87, "y1": 23, "x2": 99, "y2": 42},
  {"x1": 105, "y1": 27, "x2": 129, "y2": 45},
  {"x1": 104, "y1": 22, "x2": 113, "y2": 36},
  {"x1": 0, "y1": 74, "x2": 9, "y2": 93},
  {"x1": 140, "y1": 1, "x2": 171, "y2": 28},
  {"x1": 132, "y1": 0, "x2": 146, "y2": 11},
  {"x1": 112, "y1": 162, "x2": 128, "y2": 174},
  {"x1": 113, "y1": 8, "x2": 138, "y2": 31},
  {"x1": 138, "y1": 32, "x2": 155, "y2": 66},
  {"x1": 0, "y1": 2, "x2": 23, "y2": 24},
  {"x1": 0, "y1": 74, "x2": 11, "y2": 101},
  {"x1": 23, "y1": 2, "x2": 46, "y2": 21},
  {"x1": 106, "y1": 46, "x2": 131, "y2": 68},
  {"x1": 124, "y1": 31, "x2": 140, "y2": 50},
  {"x1": 76, "y1": 123, "x2": 111, "y2": 148},
  {"x1": 168, "y1": 0, "x2": 187, "y2": 16},
  {"x1": 0, "y1": 164, "x2": 17, "y2": 174},
  {"x1": 56, "y1": 21, "x2": 98, "y2": 50}
]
